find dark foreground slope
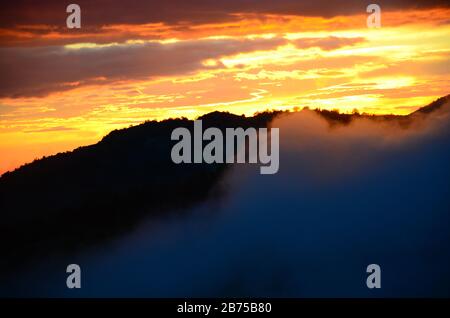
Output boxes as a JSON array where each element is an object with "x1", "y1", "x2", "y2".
[
  {"x1": 0, "y1": 111, "x2": 280, "y2": 269},
  {"x1": 0, "y1": 94, "x2": 448, "y2": 270}
]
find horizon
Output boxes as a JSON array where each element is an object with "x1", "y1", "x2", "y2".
[
  {"x1": 1, "y1": 97, "x2": 446, "y2": 177},
  {"x1": 1, "y1": 1, "x2": 450, "y2": 173}
]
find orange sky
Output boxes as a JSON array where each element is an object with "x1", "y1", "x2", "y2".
[{"x1": 0, "y1": 3, "x2": 449, "y2": 174}]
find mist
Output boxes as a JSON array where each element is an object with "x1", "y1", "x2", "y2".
[{"x1": 2, "y1": 103, "x2": 450, "y2": 297}]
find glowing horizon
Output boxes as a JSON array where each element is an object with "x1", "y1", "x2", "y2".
[{"x1": 1, "y1": 3, "x2": 449, "y2": 174}]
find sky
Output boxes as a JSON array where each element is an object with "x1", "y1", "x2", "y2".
[{"x1": 0, "y1": 0, "x2": 449, "y2": 174}]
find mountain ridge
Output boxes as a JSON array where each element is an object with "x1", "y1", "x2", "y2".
[{"x1": 0, "y1": 95, "x2": 448, "y2": 270}]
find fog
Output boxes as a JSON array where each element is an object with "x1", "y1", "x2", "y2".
[{"x1": 2, "y1": 104, "x2": 450, "y2": 297}]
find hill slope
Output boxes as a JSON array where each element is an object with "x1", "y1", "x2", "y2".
[
  {"x1": 0, "y1": 111, "x2": 279, "y2": 269},
  {"x1": 0, "y1": 95, "x2": 448, "y2": 269}
]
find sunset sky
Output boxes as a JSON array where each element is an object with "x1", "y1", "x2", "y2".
[{"x1": 0, "y1": 0, "x2": 449, "y2": 174}]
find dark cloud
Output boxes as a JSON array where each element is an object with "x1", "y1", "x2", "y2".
[
  {"x1": 1, "y1": 0, "x2": 448, "y2": 28},
  {"x1": 0, "y1": 37, "x2": 287, "y2": 97}
]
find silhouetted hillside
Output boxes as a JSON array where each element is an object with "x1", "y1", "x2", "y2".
[
  {"x1": 0, "y1": 110, "x2": 281, "y2": 269},
  {"x1": 314, "y1": 94, "x2": 450, "y2": 126},
  {"x1": 0, "y1": 95, "x2": 448, "y2": 270},
  {"x1": 412, "y1": 95, "x2": 450, "y2": 115}
]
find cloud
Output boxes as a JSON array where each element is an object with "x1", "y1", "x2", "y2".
[
  {"x1": 2, "y1": 0, "x2": 448, "y2": 28},
  {"x1": 200, "y1": 100, "x2": 450, "y2": 297},
  {"x1": 292, "y1": 36, "x2": 366, "y2": 51},
  {"x1": 1, "y1": 3, "x2": 449, "y2": 47},
  {"x1": 24, "y1": 126, "x2": 78, "y2": 133},
  {"x1": 0, "y1": 37, "x2": 287, "y2": 97}
]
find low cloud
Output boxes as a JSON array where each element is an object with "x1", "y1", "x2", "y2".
[
  {"x1": 24, "y1": 126, "x2": 78, "y2": 133},
  {"x1": 292, "y1": 36, "x2": 366, "y2": 51}
]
